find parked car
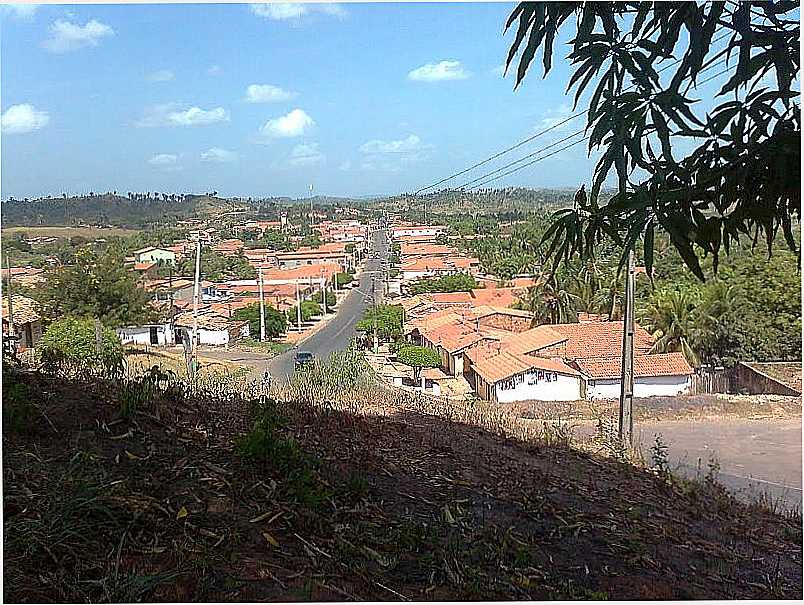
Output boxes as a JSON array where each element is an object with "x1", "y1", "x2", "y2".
[{"x1": 294, "y1": 350, "x2": 315, "y2": 369}]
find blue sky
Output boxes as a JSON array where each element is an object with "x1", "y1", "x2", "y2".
[{"x1": 0, "y1": 2, "x2": 672, "y2": 199}]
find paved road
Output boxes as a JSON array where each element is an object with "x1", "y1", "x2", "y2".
[
  {"x1": 636, "y1": 418, "x2": 802, "y2": 510},
  {"x1": 267, "y1": 226, "x2": 389, "y2": 381}
]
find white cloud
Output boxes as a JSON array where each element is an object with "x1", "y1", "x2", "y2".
[
  {"x1": 492, "y1": 64, "x2": 509, "y2": 77},
  {"x1": 250, "y1": 2, "x2": 346, "y2": 20},
  {"x1": 538, "y1": 104, "x2": 575, "y2": 131},
  {"x1": 408, "y1": 60, "x2": 470, "y2": 82},
  {"x1": 259, "y1": 108, "x2": 314, "y2": 138},
  {"x1": 207, "y1": 64, "x2": 223, "y2": 76},
  {"x1": 136, "y1": 103, "x2": 230, "y2": 128},
  {"x1": 289, "y1": 142, "x2": 324, "y2": 166},
  {"x1": 148, "y1": 153, "x2": 179, "y2": 169},
  {"x1": 2, "y1": 4, "x2": 39, "y2": 20},
  {"x1": 358, "y1": 134, "x2": 431, "y2": 171},
  {"x1": 42, "y1": 19, "x2": 114, "y2": 54},
  {"x1": 1, "y1": 104, "x2": 50, "y2": 134},
  {"x1": 147, "y1": 69, "x2": 174, "y2": 82},
  {"x1": 338, "y1": 160, "x2": 352, "y2": 171},
  {"x1": 201, "y1": 147, "x2": 238, "y2": 163},
  {"x1": 245, "y1": 84, "x2": 296, "y2": 103},
  {"x1": 359, "y1": 134, "x2": 426, "y2": 154}
]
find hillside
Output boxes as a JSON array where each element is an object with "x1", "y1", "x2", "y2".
[
  {"x1": 3, "y1": 364, "x2": 801, "y2": 602},
  {"x1": 1, "y1": 194, "x2": 247, "y2": 228}
]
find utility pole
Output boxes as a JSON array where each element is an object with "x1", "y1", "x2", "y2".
[
  {"x1": 258, "y1": 266, "x2": 266, "y2": 341},
  {"x1": 371, "y1": 281, "x2": 378, "y2": 354},
  {"x1": 320, "y1": 274, "x2": 328, "y2": 315},
  {"x1": 191, "y1": 239, "x2": 201, "y2": 380},
  {"x1": 295, "y1": 280, "x2": 303, "y2": 330},
  {"x1": 618, "y1": 249, "x2": 636, "y2": 445},
  {"x1": 5, "y1": 255, "x2": 16, "y2": 351}
]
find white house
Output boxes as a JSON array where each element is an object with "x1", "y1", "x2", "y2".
[
  {"x1": 117, "y1": 323, "x2": 174, "y2": 346},
  {"x1": 173, "y1": 311, "x2": 249, "y2": 346},
  {"x1": 131, "y1": 246, "x2": 176, "y2": 265},
  {"x1": 575, "y1": 353, "x2": 693, "y2": 400},
  {"x1": 392, "y1": 225, "x2": 446, "y2": 239},
  {"x1": 468, "y1": 349, "x2": 583, "y2": 403}
]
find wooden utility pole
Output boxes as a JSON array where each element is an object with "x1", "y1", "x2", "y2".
[
  {"x1": 5, "y1": 255, "x2": 16, "y2": 349},
  {"x1": 618, "y1": 249, "x2": 636, "y2": 445},
  {"x1": 191, "y1": 239, "x2": 201, "y2": 379},
  {"x1": 320, "y1": 274, "x2": 328, "y2": 315},
  {"x1": 258, "y1": 266, "x2": 266, "y2": 341},
  {"x1": 295, "y1": 280, "x2": 302, "y2": 330},
  {"x1": 371, "y1": 281, "x2": 378, "y2": 354}
]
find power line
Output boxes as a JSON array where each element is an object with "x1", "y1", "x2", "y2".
[
  {"x1": 413, "y1": 32, "x2": 733, "y2": 195},
  {"x1": 461, "y1": 62, "x2": 734, "y2": 191}
]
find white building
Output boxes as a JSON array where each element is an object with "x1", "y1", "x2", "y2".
[
  {"x1": 117, "y1": 323, "x2": 175, "y2": 346},
  {"x1": 173, "y1": 312, "x2": 249, "y2": 346},
  {"x1": 468, "y1": 349, "x2": 583, "y2": 403},
  {"x1": 392, "y1": 225, "x2": 446, "y2": 239},
  {"x1": 575, "y1": 354, "x2": 693, "y2": 400}
]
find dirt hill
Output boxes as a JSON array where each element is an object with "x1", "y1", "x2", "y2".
[{"x1": 3, "y1": 365, "x2": 801, "y2": 602}]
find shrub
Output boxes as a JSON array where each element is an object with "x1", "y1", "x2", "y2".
[
  {"x1": 233, "y1": 303, "x2": 288, "y2": 339},
  {"x1": 40, "y1": 317, "x2": 124, "y2": 379}
]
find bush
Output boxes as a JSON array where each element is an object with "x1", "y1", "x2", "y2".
[
  {"x1": 233, "y1": 303, "x2": 288, "y2": 339},
  {"x1": 40, "y1": 317, "x2": 124, "y2": 379},
  {"x1": 335, "y1": 272, "x2": 354, "y2": 287}
]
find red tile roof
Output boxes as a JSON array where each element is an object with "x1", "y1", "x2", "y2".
[
  {"x1": 574, "y1": 353, "x2": 693, "y2": 379},
  {"x1": 500, "y1": 325, "x2": 567, "y2": 355},
  {"x1": 548, "y1": 322, "x2": 654, "y2": 359},
  {"x1": 472, "y1": 350, "x2": 579, "y2": 384}
]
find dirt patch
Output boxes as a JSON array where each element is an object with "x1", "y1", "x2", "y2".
[
  {"x1": 4, "y1": 367, "x2": 802, "y2": 601},
  {"x1": 513, "y1": 393, "x2": 802, "y2": 423}
]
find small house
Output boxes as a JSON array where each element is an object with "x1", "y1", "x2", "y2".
[{"x1": 1, "y1": 295, "x2": 43, "y2": 350}]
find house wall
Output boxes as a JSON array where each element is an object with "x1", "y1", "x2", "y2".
[
  {"x1": 587, "y1": 375, "x2": 692, "y2": 400},
  {"x1": 136, "y1": 249, "x2": 176, "y2": 265},
  {"x1": 117, "y1": 324, "x2": 173, "y2": 346},
  {"x1": 198, "y1": 328, "x2": 230, "y2": 346},
  {"x1": 494, "y1": 371, "x2": 582, "y2": 403}
]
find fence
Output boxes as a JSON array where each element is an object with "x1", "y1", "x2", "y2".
[{"x1": 689, "y1": 366, "x2": 732, "y2": 395}]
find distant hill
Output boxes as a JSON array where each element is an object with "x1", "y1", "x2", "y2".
[{"x1": 1, "y1": 193, "x2": 249, "y2": 228}]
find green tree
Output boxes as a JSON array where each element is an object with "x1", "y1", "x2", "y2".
[
  {"x1": 232, "y1": 303, "x2": 288, "y2": 339},
  {"x1": 521, "y1": 273, "x2": 578, "y2": 325},
  {"x1": 286, "y1": 300, "x2": 322, "y2": 324},
  {"x1": 506, "y1": 2, "x2": 799, "y2": 279},
  {"x1": 640, "y1": 287, "x2": 701, "y2": 366},
  {"x1": 356, "y1": 304, "x2": 404, "y2": 341},
  {"x1": 177, "y1": 249, "x2": 255, "y2": 280},
  {"x1": 311, "y1": 289, "x2": 336, "y2": 308},
  {"x1": 38, "y1": 246, "x2": 154, "y2": 327},
  {"x1": 397, "y1": 345, "x2": 442, "y2": 384},
  {"x1": 334, "y1": 272, "x2": 354, "y2": 287},
  {"x1": 40, "y1": 316, "x2": 124, "y2": 378},
  {"x1": 408, "y1": 273, "x2": 478, "y2": 295}
]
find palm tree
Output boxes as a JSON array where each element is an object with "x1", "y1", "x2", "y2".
[
  {"x1": 524, "y1": 272, "x2": 579, "y2": 325},
  {"x1": 641, "y1": 288, "x2": 701, "y2": 366}
]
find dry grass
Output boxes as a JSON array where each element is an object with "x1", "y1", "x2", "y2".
[
  {"x1": 4, "y1": 355, "x2": 802, "y2": 601},
  {"x1": 1, "y1": 225, "x2": 141, "y2": 239}
]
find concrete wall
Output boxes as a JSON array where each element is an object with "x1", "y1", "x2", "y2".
[
  {"x1": 731, "y1": 362, "x2": 801, "y2": 396},
  {"x1": 587, "y1": 375, "x2": 692, "y2": 400},
  {"x1": 495, "y1": 371, "x2": 581, "y2": 403}
]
